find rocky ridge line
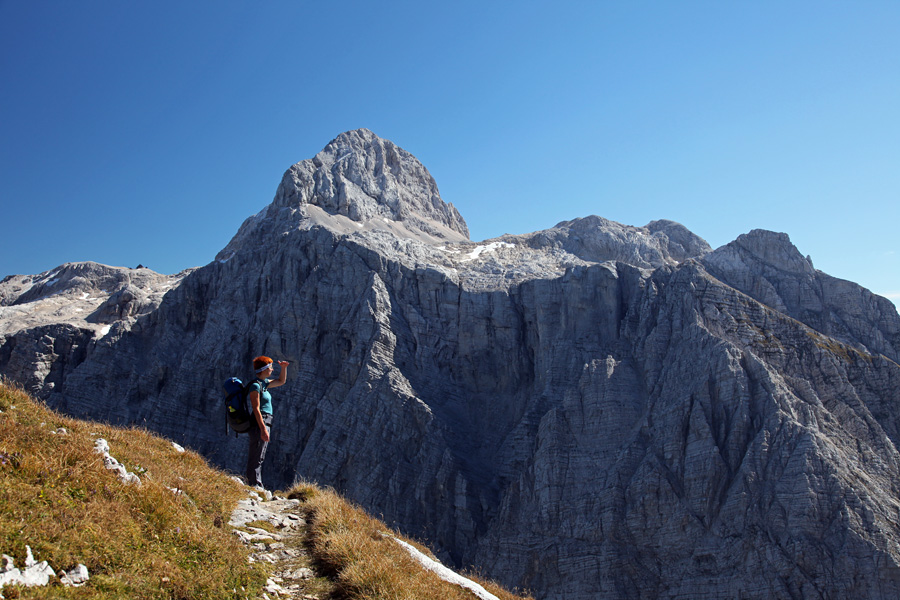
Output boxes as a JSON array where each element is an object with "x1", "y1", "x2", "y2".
[{"x1": 1, "y1": 129, "x2": 899, "y2": 600}]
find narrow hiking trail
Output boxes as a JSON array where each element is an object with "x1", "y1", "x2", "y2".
[{"x1": 229, "y1": 489, "x2": 331, "y2": 600}]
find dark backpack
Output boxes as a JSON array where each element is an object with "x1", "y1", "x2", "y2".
[{"x1": 223, "y1": 377, "x2": 253, "y2": 435}]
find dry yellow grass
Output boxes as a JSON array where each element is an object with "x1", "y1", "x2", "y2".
[
  {"x1": 290, "y1": 481, "x2": 533, "y2": 600},
  {"x1": 0, "y1": 380, "x2": 268, "y2": 599}
]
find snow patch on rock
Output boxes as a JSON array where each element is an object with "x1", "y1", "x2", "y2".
[{"x1": 462, "y1": 241, "x2": 515, "y2": 262}]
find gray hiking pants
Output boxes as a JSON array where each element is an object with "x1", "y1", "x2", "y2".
[{"x1": 246, "y1": 413, "x2": 273, "y2": 488}]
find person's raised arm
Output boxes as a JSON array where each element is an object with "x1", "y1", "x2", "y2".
[{"x1": 268, "y1": 360, "x2": 289, "y2": 389}]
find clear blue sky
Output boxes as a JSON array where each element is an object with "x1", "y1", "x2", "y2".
[{"x1": 2, "y1": 1, "x2": 898, "y2": 308}]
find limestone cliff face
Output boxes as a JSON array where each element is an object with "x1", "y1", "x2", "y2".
[{"x1": 2, "y1": 130, "x2": 900, "y2": 600}]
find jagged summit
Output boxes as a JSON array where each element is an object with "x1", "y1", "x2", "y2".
[
  {"x1": 300, "y1": 129, "x2": 468, "y2": 238},
  {"x1": 217, "y1": 129, "x2": 468, "y2": 262}
]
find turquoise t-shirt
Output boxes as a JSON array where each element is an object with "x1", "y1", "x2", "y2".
[{"x1": 249, "y1": 379, "x2": 272, "y2": 415}]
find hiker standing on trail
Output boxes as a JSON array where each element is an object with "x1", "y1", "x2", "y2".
[{"x1": 246, "y1": 355, "x2": 288, "y2": 489}]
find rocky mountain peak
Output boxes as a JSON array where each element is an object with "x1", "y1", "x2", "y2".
[
  {"x1": 701, "y1": 229, "x2": 900, "y2": 361},
  {"x1": 714, "y1": 229, "x2": 815, "y2": 275},
  {"x1": 644, "y1": 219, "x2": 713, "y2": 261},
  {"x1": 217, "y1": 129, "x2": 469, "y2": 262},
  {"x1": 517, "y1": 215, "x2": 711, "y2": 269},
  {"x1": 304, "y1": 128, "x2": 468, "y2": 237}
]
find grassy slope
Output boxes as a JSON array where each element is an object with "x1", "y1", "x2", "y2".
[
  {"x1": 291, "y1": 481, "x2": 533, "y2": 600},
  {"x1": 0, "y1": 382, "x2": 532, "y2": 600},
  {"x1": 0, "y1": 381, "x2": 268, "y2": 599}
]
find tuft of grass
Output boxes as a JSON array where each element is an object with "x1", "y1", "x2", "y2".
[
  {"x1": 287, "y1": 480, "x2": 534, "y2": 600},
  {"x1": 0, "y1": 380, "x2": 268, "y2": 599}
]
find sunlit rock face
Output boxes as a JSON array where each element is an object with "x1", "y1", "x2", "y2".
[{"x1": 3, "y1": 129, "x2": 900, "y2": 600}]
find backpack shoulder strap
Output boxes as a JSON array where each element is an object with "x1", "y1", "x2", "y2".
[{"x1": 247, "y1": 379, "x2": 268, "y2": 394}]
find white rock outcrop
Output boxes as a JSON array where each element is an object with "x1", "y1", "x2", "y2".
[
  {"x1": 0, "y1": 546, "x2": 88, "y2": 596},
  {"x1": 0, "y1": 547, "x2": 55, "y2": 589},
  {"x1": 94, "y1": 438, "x2": 141, "y2": 486},
  {"x1": 59, "y1": 564, "x2": 90, "y2": 587}
]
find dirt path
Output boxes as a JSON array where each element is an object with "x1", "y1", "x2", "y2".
[{"x1": 229, "y1": 489, "x2": 333, "y2": 600}]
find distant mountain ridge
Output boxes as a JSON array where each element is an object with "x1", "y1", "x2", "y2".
[{"x1": 2, "y1": 129, "x2": 899, "y2": 600}]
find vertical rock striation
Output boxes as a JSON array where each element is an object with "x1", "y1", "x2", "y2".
[{"x1": 1, "y1": 129, "x2": 899, "y2": 599}]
